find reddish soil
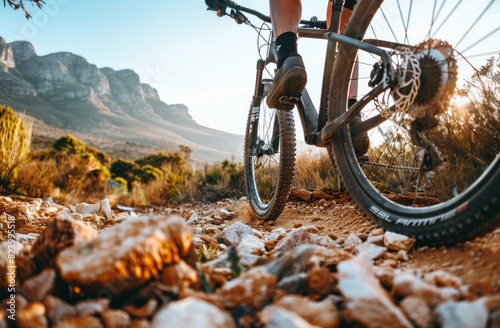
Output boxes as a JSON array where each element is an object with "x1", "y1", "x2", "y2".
[{"x1": 220, "y1": 197, "x2": 500, "y2": 296}]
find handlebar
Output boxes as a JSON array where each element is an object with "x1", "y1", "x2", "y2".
[
  {"x1": 206, "y1": 0, "x2": 271, "y2": 23},
  {"x1": 206, "y1": 0, "x2": 327, "y2": 28}
]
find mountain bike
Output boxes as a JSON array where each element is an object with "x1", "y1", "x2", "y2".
[{"x1": 205, "y1": 0, "x2": 500, "y2": 245}]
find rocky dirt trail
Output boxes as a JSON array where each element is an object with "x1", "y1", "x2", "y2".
[{"x1": 1, "y1": 191, "x2": 499, "y2": 328}]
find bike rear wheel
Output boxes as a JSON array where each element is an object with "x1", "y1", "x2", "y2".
[
  {"x1": 328, "y1": 0, "x2": 500, "y2": 244},
  {"x1": 244, "y1": 80, "x2": 296, "y2": 220}
]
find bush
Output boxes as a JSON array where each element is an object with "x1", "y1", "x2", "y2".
[
  {"x1": 204, "y1": 160, "x2": 244, "y2": 189},
  {"x1": 15, "y1": 153, "x2": 109, "y2": 204},
  {"x1": 0, "y1": 105, "x2": 32, "y2": 190},
  {"x1": 137, "y1": 164, "x2": 163, "y2": 184},
  {"x1": 87, "y1": 145, "x2": 112, "y2": 168},
  {"x1": 113, "y1": 177, "x2": 128, "y2": 191},
  {"x1": 197, "y1": 160, "x2": 245, "y2": 201},
  {"x1": 16, "y1": 158, "x2": 58, "y2": 197},
  {"x1": 53, "y1": 135, "x2": 87, "y2": 155},
  {"x1": 110, "y1": 159, "x2": 140, "y2": 191},
  {"x1": 138, "y1": 162, "x2": 193, "y2": 205},
  {"x1": 135, "y1": 151, "x2": 187, "y2": 169}
]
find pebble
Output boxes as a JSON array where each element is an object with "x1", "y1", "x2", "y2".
[{"x1": 152, "y1": 297, "x2": 235, "y2": 328}]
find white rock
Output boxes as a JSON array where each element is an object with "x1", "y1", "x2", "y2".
[
  {"x1": 355, "y1": 242, "x2": 387, "y2": 260},
  {"x1": 186, "y1": 212, "x2": 199, "y2": 224},
  {"x1": 342, "y1": 234, "x2": 363, "y2": 250},
  {"x1": 214, "y1": 222, "x2": 255, "y2": 246},
  {"x1": 152, "y1": 297, "x2": 235, "y2": 328},
  {"x1": 317, "y1": 236, "x2": 341, "y2": 249},
  {"x1": 392, "y1": 273, "x2": 460, "y2": 306},
  {"x1": 273, "y1": 227, "x2": 319, "y2": 253},
  {"x1": 424, "y1": 270, "x2": 462, "y2": 288},
  {"x1": 400, "y1": 296, "x2": 433, "y2": 328},
  {"x1": 260, "y1": 307, "x2": 317, "y2": 328},
  {"x1": 366, "y1": 234, "x2": 385, "y2": 246},
  {"x1": 383, "y1": 231, "x2": 416, "y2": 252},
  {"x1": 74, "y1": 198, "x2": 112, "y2": 220},
  {"x1": 437, "y1": 298, "x2": 489, "y2": 328},
  {"x1": 272, "y1": 294, "x2": 340, "y2": 328},
  {"x1": 219, "y1": 208, "x2": 235, "y2": 220},
  {"x1": 238, "y1": 234, "x2": 266, "y2": 255},
  {"x1": 397, "y1": 250, "x2": 410, "y2": 262},
  {"x1": 337, "y1": 253, "x2": 413, "y2": 327},
  {"x1": 265, "y1": 228, "x2": 287, "y2": 241},
  {"x1": 101, "y1": 309, "x2": 131, "y2": 328}
]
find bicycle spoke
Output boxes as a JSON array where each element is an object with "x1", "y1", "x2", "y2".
[
  {"x1": 431, "y1": 0, "x2": 463, "y2": 38},
  {"x1": 461, "y1": 26, "x2": 500, "y2": 55},
  {"x1": 455, "y1": 0, "x2": 495, "y2": 49},
  {"x1": 380, "y1": 8, "x2": 399, "y2": 43}
]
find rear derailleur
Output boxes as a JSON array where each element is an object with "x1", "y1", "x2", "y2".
[{"x1": 410, "y1": 117, "x2": 444, "y2": 172}]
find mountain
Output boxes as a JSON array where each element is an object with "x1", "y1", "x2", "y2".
[{"x1": 0, "y1": 37, "x2": 244, "y2": 162}]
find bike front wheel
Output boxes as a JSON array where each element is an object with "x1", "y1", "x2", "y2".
[
  {"x1": 244, "y1": 80, "x2": 296, "y2": 221},
  {"x1": 328, "y1": 0, "x2": 500, "y2": 244}
]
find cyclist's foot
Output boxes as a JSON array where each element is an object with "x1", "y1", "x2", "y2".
[
  {"x1": 351, "y1": 118, "x2": 370, "y2": 160},
  {"x1": 348, "y1": 99, "x2": 371, "y2": 160},
  {"x1": 266, "y1": 54, "x2": 307, "y2": 110}
]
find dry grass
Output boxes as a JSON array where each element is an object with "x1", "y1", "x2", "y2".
[
  {"x1": 0, "y1": 111, "x2": 33, "y2": 189},
  {"x1": 16, "y1": 159, "x2": 58, "y2": 198},
  {"x1": 431, "y1": 157, "x2": 483, "y2": 202},
  {"x1": 293, "y1": 148, "x2": 338, "y2": 191},
  {"x1": 16, "y1": 155, "x2": 107, "y2": 204}
]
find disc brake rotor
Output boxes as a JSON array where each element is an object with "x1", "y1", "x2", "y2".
[{"x1": 378, "y1": 39, "x2": 458, "y2": 118}]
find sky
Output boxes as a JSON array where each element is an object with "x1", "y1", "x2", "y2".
[
  {"x1": 0, "y1": 0, "x2": 331, "y2": 137},
  {"x1": 1, "y1": 0, "x2": 499, "y2": 138}
]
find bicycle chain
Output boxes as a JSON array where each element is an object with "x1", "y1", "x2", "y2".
[{"x1": 359, "y1": 160, "x2": 420, "y2": 172}]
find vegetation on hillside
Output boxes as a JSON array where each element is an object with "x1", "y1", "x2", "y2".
[{"x1": 3, "y1": 124, "x2": 248, "y2": 205}]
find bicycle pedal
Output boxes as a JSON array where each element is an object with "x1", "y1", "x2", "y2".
[{"x1": 279, "y1": 95, "x2": 300, "y2": 104}]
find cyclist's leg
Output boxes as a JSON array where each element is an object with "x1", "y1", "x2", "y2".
[
  {"x1": 269, "y1": 0, "x2": 300, "y2": 44},
  {"x1": 267, "y1": 0, "x2": 307, "y2": 110},
  {"x1": 326, "y1": 0, "x2": 355, "y2": 32}
]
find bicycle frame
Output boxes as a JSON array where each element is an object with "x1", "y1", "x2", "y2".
[{"x1": 249, "y1": 0, "x2": 397, "y2": 147}]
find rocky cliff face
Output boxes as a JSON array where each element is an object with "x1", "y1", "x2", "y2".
[
  {"x1": 0, "y1": 38, "x2": 15, "y2": 70},
  {"x1": 0, "y1": 36, "x2": 243, "y2": 162},
  {"x1": 1, "y1": 38, "x2": 191, "y2": 121}
]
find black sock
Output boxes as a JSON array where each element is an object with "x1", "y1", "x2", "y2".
[{"x1": 276, "y1": 32, "x2": 298, "y2": 68}]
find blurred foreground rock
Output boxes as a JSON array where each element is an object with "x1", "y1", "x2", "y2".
[
  {"x1": 1, "y1": 196, "x2": 499, "y2": 327},
  {"x1": 56, "y1": 215, "x2": 196, "y2": 295}
]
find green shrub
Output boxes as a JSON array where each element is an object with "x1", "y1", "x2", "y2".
[
  {"x1": 0, "y1": 105, "x2": 32, "y2": 190},
  {"x1": 113, "y1": 177, "x2": 128, "y2": 191},
  {"x1": 53, "y1": 135, "x2": 87, "y2": 155},
  {"x1": 135, "y1": 151, "x2": 187, "y2": 169},
  {"x1": 142, "y1": 157, "x2": 194, "y2": 205},
  {"x1": 110, "y1": 159, "x2": 140, "y2": 191},
  {"x1": 137, "y1": 164, "x2": 163, "y2": 184},
  {"x1": 205, "y1": 165, "x2": 224, "y2": 185},
  {"x1": 87, "y1": 145, "x2": 112, "y2": 167}
]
